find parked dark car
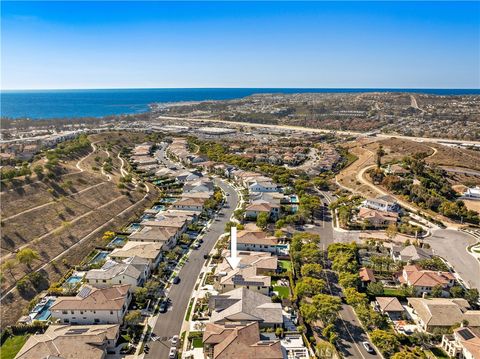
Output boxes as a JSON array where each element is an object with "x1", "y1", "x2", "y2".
[
  {"x1": 159, "y1": 301, "x2": 168, "y2": 313},
  {"x1": 172, "y1": 276, "x2": 181, "y2": 284}
]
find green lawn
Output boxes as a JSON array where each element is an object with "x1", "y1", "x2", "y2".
[
  {"x1": 1, "y1": 335, "x2": 29, "y2": 359},
  {"x1": 273, "y1": 285, "x2": 290, "y2": 299},
  {"x1": 382, "y1": 287, "x2": 405, "y2": 297},
  {"x1": 192, "y1": 337, "x2": 203, "y2": 348},
  {"x1": 279, "y1": 260, "x2": 292, "y2": 272}
]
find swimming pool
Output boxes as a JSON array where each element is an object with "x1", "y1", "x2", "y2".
[
  {"x1": 65, "y1": 275, "x2": 83, "y2": 285},
  {"x1": 290, "y1": 195, "x2": 299, "y2": 204},
  {"x1": 126, "y1": 222, "x2": 141, "y2": 233},
  {"x1": 31, "y1": 298, "x2": 56, "y2": 321},
  {"x1": 160, "y1": 197, "x2": 177, "y2": 203},
  {"x1": 140, "y1": 214, "x2": 155, "y2": 222},
  {"x1": 107, "y1": 236, "x2": 126, "y2": 248},
  {"x1": 90, "y1": 251, "x2": 109, "y2": 264},
  {"x1": 151, "y1": 205, "x2": 166, "y2": 212}
]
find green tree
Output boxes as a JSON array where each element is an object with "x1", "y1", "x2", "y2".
[
  {"x1": 431, "y1": 284, "x2": 443, "y2": 298},
  {"x1": 124, "y1": 310, "x2": 141, "y2": 326},
  {"x1": 299, "y1": 303, "x2": 317, "y2": 324},
  {"x1": 311, "y1": 294, "x2": 342, "y2": 325},
  {"x1": 134, "y1": 287, "x2": 148, "y2": 304},
  {"x1": 344, "y1": 288, "x2": 367, "y2": 307},
  {"x1": 391, "y1": 348, "x2": 427, "y2": 359},
  {"x1": 295, "y1": 277, "x2": 325, "y2": 298},
  {"x1": 300, "y1": 263, "x2": 323, "y2": 279},
  {"x1": 370, "y1": 329, "x2": 400, "y2": 356},
  {"x1": 338, "y1": 272, "x2": 359, "y2": 289},
  {"x1": 16, "y1": 248, "x2": 40, "y2": 270},
  {"x1": 367, "y1": 281, "x2": 384, "y2": 296},
  {"x1": 256, "y1": 212, "x2": 269, "y2": 229},
  {"x1": 449, "y1": 286, "x2": 464, "y2": 298},
  {"x1": 465, "y1": 288, "x2": 479, "y2": 306}
]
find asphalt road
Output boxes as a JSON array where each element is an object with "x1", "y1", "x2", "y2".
[
  {"x1": 426, "y1": 229, "x2": 480, "y2": 290},
  {"x1": 325, "y1": 271, "x2": 378, "y2": 359},
  {"x1": 147, "y1": 147, "x2": 239, "y2": 359}
]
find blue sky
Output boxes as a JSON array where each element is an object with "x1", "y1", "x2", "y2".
[{"x1": 1, "y1": 1, "x2": 479, "y2": 89}]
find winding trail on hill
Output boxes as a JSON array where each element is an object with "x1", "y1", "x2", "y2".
[
  {"x1": 117, "y1": 152, "x2": 128, "y2": 177},
  {"x1": 0, "y1": 184, "x2": 154, "y2": 302},
  {"x1": 100, "y1": 148, "x2": 112, "y2": 181},
  {"x1": 75, "y1": 142, "x2": 97, "y2": 172},
  {"x1": 1, "y1": 182, "x2": 107, "y2": 222}
]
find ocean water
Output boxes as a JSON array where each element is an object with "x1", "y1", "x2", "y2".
[{"x1": 1, "y1": 88, "x2": 479, "y2": 120}]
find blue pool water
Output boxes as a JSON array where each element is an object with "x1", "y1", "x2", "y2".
[
  {"x1": 108, "y1": 236, "x2": 126, "y2": 247},
  {"x1": 90, "y1": 251, "x2": 109, "y2": 264},
  {"x1": 126, "y1": 223, "x2": 141, "y2": 232},
  {"x1": 33, "y1": 298, "x2": 55, "y2": 321},
  {"x1": 140, "y1": 214, "x2": 155, "y2": 221},
  {"x1": 290, "y1": 195, "x2": 299, "y2": 204},
  {"x1": 152, "y1": 205, "x2": 166, "y2": 212},
  {"x1": 160, "y1": 197, "x2": 177, "y2": 203},
  {"x1": 65, "y1": 275, "x2": 83, "y2": 285},
  {"x1": 2, "y1": 88, "x2": 479, "y2": 119}
]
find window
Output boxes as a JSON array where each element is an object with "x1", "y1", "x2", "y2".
[
  {"x1": 71, "y1": 311, "x2": 74, "y2": 314},
  {"x1": 64, "y1": 319, "x2": 69, "y2": 323},
  {"x1": 94, "y1": 319, "x2": 100, "y2": 323},
  {"x1": 80, "y1": 311, "x2": 83, "y2": 314},
  {"x1": 110, "y1": 311, "x2": 114, "y2": 315},
  {"x1": 102, "y1": 280, "x2": 106, "y2": 283},
  {"x1": 62, "y1": 311, "x2": 67, "y2": 314}
]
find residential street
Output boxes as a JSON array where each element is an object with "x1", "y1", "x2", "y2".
[
  {"x1": 426, "y1": 229, "x2": 480, "y2": 289},
  {"x1": 326, "y1": 271, "x2": 378, "y2": 359},
  {"x1": 146, "y1": 146, "x2": 239, "y2": 359}
]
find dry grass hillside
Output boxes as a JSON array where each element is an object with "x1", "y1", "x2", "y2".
[{"x1": 0, "y1": 131, "x2": 160, "y2": 328}]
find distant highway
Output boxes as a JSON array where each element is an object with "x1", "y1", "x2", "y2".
[{"x1": 156, "y1": 115, "x2": 480, "y2": 146}]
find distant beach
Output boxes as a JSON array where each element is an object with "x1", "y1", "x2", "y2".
[{"x1": 1, "y1": 88, "x2": 479, "y2": 120}]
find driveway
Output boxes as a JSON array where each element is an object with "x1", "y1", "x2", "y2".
[{"x1": 426, "y1": 229, "x2": 480, "y2": 290}]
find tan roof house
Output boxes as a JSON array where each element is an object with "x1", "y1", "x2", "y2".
[
  {"x1": 245, "y1": 200, "x2": 280, "y2": 220},
  {"x1": 14, "y1": 324, "x2": 120, "y2": 359},
  {"x1": 51, "y1": 284, "x2": 131, "y2": 325},
  {"x1": 407, "y1": 297, "x2": 480, "y2": 332},
  {"x1": 357, "y1": 207, "x2": 399, "y2": 228},
  {"x1": 171, "y1": 197, "x2": 206, "y2": 212},
  {"x1": 375, "y1": 297, "x2": 405, "y2": 320},
  {"x1": 203, "y1": 322, "x2": 283, "y2": 359},
  {"x1": 109, "y1": 241, "x2": 163, "y2": 269},
  {"x1": 209, "y1": 287, "x2": 283, "y2": 328},
  {"x1": 214, "y1": 251, "x2": 277, "y2": 295},
  {"x1": 236, "y1": 230, "x2": 280, "y2": 254}
]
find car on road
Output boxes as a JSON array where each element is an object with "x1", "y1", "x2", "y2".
[
  {"x1": 159, "y1": 301, "x2": 168, "y2": 313},
  {"x1": 172, "y1": 276, "x2": 181, "y2": 284},
  {"x1": 171, "y1": 335, "x2": 179, "y2": 346},
  {"x1": 169, "y1": 347, "x2": 177, "y2": 358},
  {"x1": 203, "y1": 254, "x2": 209, "y2": 259},
  {"x1": 193, "y1": 243, "x2": 201, "y2": 249},
  {"x1": 226, "y1": 193, "x2": 230, "y2": 196},
  {"x1": 362, "y1": 341, "x2": 375, "y2": 353}
]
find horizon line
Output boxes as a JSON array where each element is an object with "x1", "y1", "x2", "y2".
[{"x1": 2, "y1": 86, "x2": 480, "y2": 92}]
